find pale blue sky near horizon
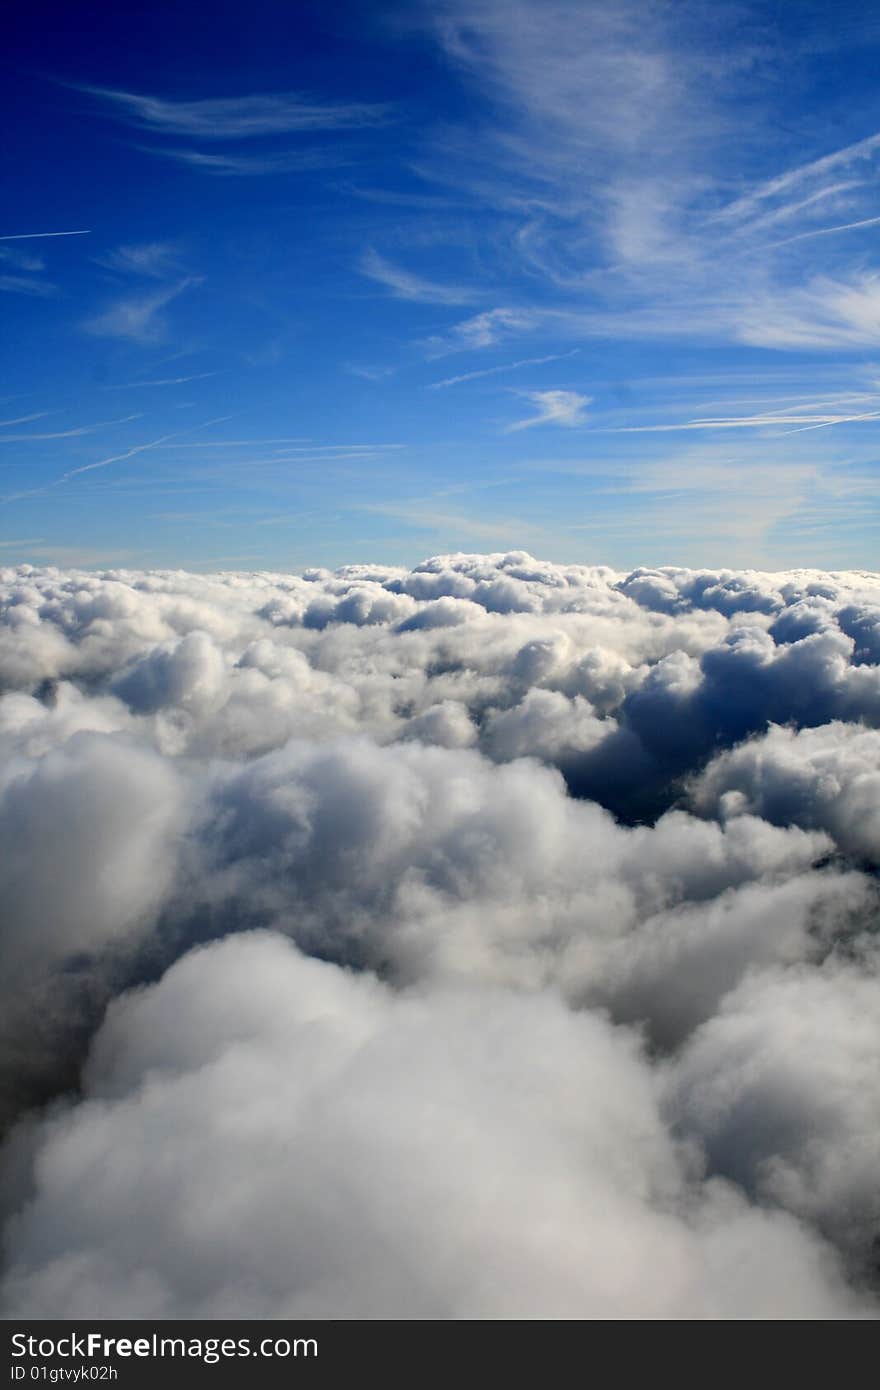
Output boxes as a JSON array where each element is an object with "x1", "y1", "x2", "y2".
[{"x1": 2, "y1": 0, "x2": 880, "y2": 573}]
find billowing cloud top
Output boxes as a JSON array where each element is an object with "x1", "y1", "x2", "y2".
[{"x1": 1, "y1": 552, "x2": 879, "y2": 1318}]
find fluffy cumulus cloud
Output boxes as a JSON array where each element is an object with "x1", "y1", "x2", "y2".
[
  {"x1": 689, "y1": 721, "x2": 880, "y2": 865},
  {"x1": 1, "y1": 935, "x2": 870, "y2": 1320},
  {"x1": 1, "y1": 552, "x2": 879, "y2": 1318}
]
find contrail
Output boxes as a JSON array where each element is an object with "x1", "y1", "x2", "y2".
[
  {"x1": 0, "y1": 230, "x2": 91, "y2": 241},
  {"x1": 61, "y1": 413, "x2": 237, "y2": 480},
  {"x1": 62, "y1": 433, "x2": 178, "y2": 480}
]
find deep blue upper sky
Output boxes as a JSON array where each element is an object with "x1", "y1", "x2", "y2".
[{"x1": 2, "y1": 0, "x2": 880, "y2": 571}]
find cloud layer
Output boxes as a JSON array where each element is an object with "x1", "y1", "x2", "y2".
[{"x1": 1, "y1": 551, "x2": 879, "y2": 1318}]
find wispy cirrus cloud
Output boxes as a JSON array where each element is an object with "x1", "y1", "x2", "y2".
[
  {"x1": 0, "y1": 231, "x2": 80, "y2": 297},
  {"x1": 421, "y1": 307, "x2": 536, "y2": 357},
  {"x1": 0, "y1": 246, "x2": 45, "y2": 272},
  {"x1": 139, "y1": 147, "x2": 349, "y2": 176},
  {"x1": 359, "y1": 249, "x2": 477, "y2": 305},
  {"x1": 451, "y1": 308, "x2": 534, "y2": 348},
  {"x1": 430, "y1": 0, "x2": 692, "y2": 164},
  {"x1": 733, "y1": 272, "x2": 880, "y2": 350},
  {"x1": 79, "y1": 86, "x2": 390, "y2": 138},
  {"x1": 0, "y1": 242, "x2": 57, "y2": 300},
  {"x1": 758, "y1": 213, "x2": 880, "y2": 254},
  {"x1": 346, "y1": 363, "x2": 397, "y2": 382},
  {"x1": 94, "y1": 242, "x2": 183, "y2": 278},
  {"x1": 710, "y1": 130, "x2": 880, "y2": 228},
  {"x1": 489, "y1": 271, "x2": 880, "y2": 353},
  {"x1": 83, "y1": 277, "x2": 200, "y2": 344},
  {"x1": 357, "y1": 498, "x2": 543, "y2": 542},
  {"x1": 412, "y1": 1, "x2": 880, "y2": 354},
  {"x1": 506, "y1": 388, "x2": 590, "y2": 431},
  {"x1": 0, "y1": 274, "x2": 56, "y2": 298}
]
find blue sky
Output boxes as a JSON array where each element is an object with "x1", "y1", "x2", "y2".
[{"x1": 2, "y1": 0, "x2": 880, "y2": 571}]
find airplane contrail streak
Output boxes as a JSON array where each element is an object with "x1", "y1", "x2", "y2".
[{"x1": 0, "y1": 230, "x2": 92, "y2": 241}]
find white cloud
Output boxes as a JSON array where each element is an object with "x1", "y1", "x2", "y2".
[
  {"x1": 1, "y1": 933, "x2": 869, "y2": 1319},
  {"x1": 94, "y1": 242, "x2": 183, "y2": 278},
  {"x1": 710, "y1": 130, "x2": 880, "y2": 227},
  {"x1": 0, "y1": 248, "x2": 45, "y2": 272},
  {"x1": 446, "y1": 307, "x2": 533, "y2": 350},
  {"x1": 80, "y1": 86, "x2": 390, "y2": 138},
  {"x1": 0, "y1": 274, "x2": 57, "y2": 298},
  {"x1": 83, "y1": 277, "x2": 200, "y2": 344},
  {"x1": 735, "y1": 272, "x2": 880, "y2": 350},
  {"x1": 359, "y1": 249, "x2": 477, "y2": 305},
  {"x1": 410, "y1": 2, "x2": 880, "y2": 354},
  {"x1": 506, "y1": 388, "x2": 591, "y2": 430},
  {"x1": 667, "y1": 958, "x2": 880, "y2": 1269},
  {"x1": 689, "y1": 720, "x2": 880, "y2": 863},
  {"x1": 0, "y1": 551, "x2": 879, "y2": 1316},
  {"x1": 142, "y1": 147, "x2": 345, "y2": 176}
]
